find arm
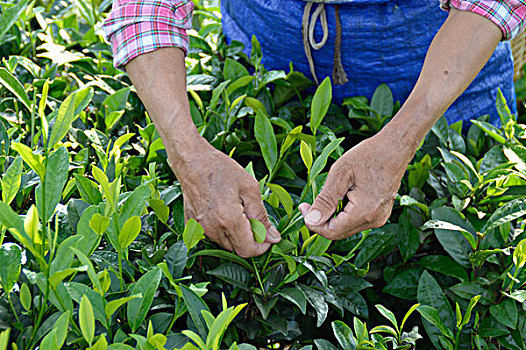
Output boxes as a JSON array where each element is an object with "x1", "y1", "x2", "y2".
[
  {"x1": 103, "y1": 1, "x2": 280, "y2": 257},
  {"x1": 299, "y1": 8, "x2": 503, "y2": 238},
  {"x1": 126, "y1": 49, "x2": 280, "y2": 257}
]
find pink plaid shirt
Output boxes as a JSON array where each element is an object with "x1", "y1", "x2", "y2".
[{"x1": 103, "y1": 0, "x2": 526, "y2": 69}]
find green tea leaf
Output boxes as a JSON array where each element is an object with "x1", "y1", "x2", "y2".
[
  {"x1": 416, "y1": 305, "x2": 454, "y2": 339},
  {"x1": 310, "y1": 77, "x2": 332, "y2": 134},
  {"x1": 127, "y1": 267, "x2": 162, "y2": 332},
  {"x1": 483, "y1": 198, "x2": 526, "y2": 234},
  {"x1": 513, "y1": 239, "x2": 526, "y2": 268},
  {"x1": 74, "y1": 175, "x2": 102, "y2": 205},
  {"x1": 249, "y1": 218, "x2": 266, "y2": 244},
  {"x1": 370, "y1": 325, "x2": 398, "y2": 337},
  {"x1": 370, "y1": 83, "x2": 393, "y2": 117},
  {"x1": 254, "y1": 110, "x2": 278, "y2": 173},
  {"x1": 65, "y1": 282, "x2": 105, "y2": 325},
  {"x1": 70, "y1": 248, "x2": 102, "y2": 295},
  {"x1": 89, "y1": 213, "x2": 110, "y2": 236},
  {"x1": 277, "y1": 287, "x2": 307, "y2": 314},
  {"x1": 460, "y1": 295, "x2": 481, "y2": 327},
  {"x1": 182, "y1": 330, "x2": 206, "y2": 350},
  {"x1": 309, "y1": 138, "x2": 344, "y2": 183},
  {"x1": 105, "y1": 295, "x2": 141, "y2": 320},
  {"x1": 52, "y1": 310, "x2": 71, "y2": 348},
  {"x1": 1, "y1": 157, "x2": 22, "y2": 205},
  {"x1": 417, "y1": 271, "x2": 455, "y2": 345},
  {"x1": 417, "y1": 255, "x2": 468, "y2": 282},
  {"x1": 429, "y1": 207, "x2": 474, "y2": 268},
  {"x1": 299, "y1": 284, "x2": 328, "y2": 327},
  {"x1": 149, "y1": 199, "x2": 169, "y2": 224},
  {"x1": 80, "y1": 295, "x2": 95, "y2": 346},
  {"x1": 0, "y1": 67, "x2": 30, "y2": 110},
  {"x1": 375, "y1": 304, "x2": 398, "y2": 330},
  {"x1": 49, "y1": 266, "x2": 88, "y2": 289},
  {"x1": 0, "y1": 0, "x2": 30, "y2": 42},
  {"x1": 192, "y1": 250, "x2": 253, "y2": 272},
  {"x1": 102, "y1": 87, "x2": 129, "y2": 117},
  {"x1": 11, "y1": 143, "x2": 45, "y2": 179},
  {"x1": 449, "y1": 283, "x2": 492, "y2": 305},
  {"x1": 226, "y1": 76, "x2": 254, "y2": 96},
  {"x1": 208, "y1": 263, "x2": 251, "y2": 290},
  {"x1": 180, "y1": 284, "x2": 211, "y2": 340},
  {"x1": 401, "y1": 303, "x2": 421, "y2": 331},
  {"x1": 0, "y1": 201, "x2": 32, "y2": 251},
  {"x1": 423, "y1": 219, "x2": 477, "y2": 250},
  {"x1": 118, "y1": 216, "x2": 141, "y2": 250},
  {"x1": 300, "y1": 140, "x2": 313, "y2": 173},
  {"x1": 206, "y1": 303, "x2": 246, "y2": 350},
  {"x1": 0, "y1": 329, "x2": 9, "y2": 350},
  {"x1": 490, "y1": 298, "x2": 518, "y2": 329},
  {"x1": 0, "y1": 243, "x2": 22, "y2": 293},
  {"x1": 0, "y1": 119, "x2": 9, "y2": 156},
  {"x1": 267, "y1": 183, "x2": 293, "y2": 215},
  {"x1": 250, "y1": 35, "x2": 262, "y2": 67},
  {"x1": 331, "y1": 321, "x2": 357, "y2": 350},
  {"x1": 470, "y1": 120, "x2": 506, "y2": 144},
  {"x1": 496, "y1": 88, "x2": 514, "y2": 125},
  {"x1": 183, "y1": 219, "x2": 205, "y2": 251},
  {"x1": 35, "y1": 147, "x2": 69, "y2": 222},
  {"x1": 20, "y1": 282, "x2": 31, "y2": 311},
  {"x1": 47, "y1": 93, "x2": 77, "y2": 151}
]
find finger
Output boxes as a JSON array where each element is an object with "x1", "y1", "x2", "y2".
[
  {"x1": 240, "y1": 188, "x2": 281, "y2": 244},
  {"x1": 200, "y1": 218, "x2": 235, "y2": 252},
  {"x1": 226, "y1": 206, "x2": 272, "y2": 258},
  {"x1": 301, "y1": 167, "x2": 352, "y2": 228},
  {"x1": 308, "y1": 189, "x2": 393, "y2": 239},
  {"x1": 183, "y1": 197, "x2": 235, "y2": 251}
]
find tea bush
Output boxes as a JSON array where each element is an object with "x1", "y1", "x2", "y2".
[{"x1": 0, "y1": 0, "x2": 525, "y2": 349}]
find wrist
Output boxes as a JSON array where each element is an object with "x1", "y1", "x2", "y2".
[
  {"x1": 379, "y1": 95, "x2": 440, "y2": 158},
  {"x1": 156, "y1": 116, "x2": 212, "y2": 167}
]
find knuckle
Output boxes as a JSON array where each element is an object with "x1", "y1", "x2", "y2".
[
  {"x1": 242, "y1": 181, "x2": 261, "y2": 197},
  {"x1": 216, "y1": 216, "x2": 235, "y2": 230},
  {"x1": 316, "y1": 192, "x2": 337, "y2": 210},
  {"x1": 237, "y1": 248, "x2": 255, "y2": 258}
]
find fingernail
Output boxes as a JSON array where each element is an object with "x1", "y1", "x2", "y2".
[
  {"x1": 268, "y1": 227, "x2": 278, "y2": 239},
  {"x1": 305, "y1": 210, "x2": 321, "y2": 225}
]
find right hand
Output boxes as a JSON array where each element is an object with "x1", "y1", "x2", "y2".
[{"x1": 170, "y1": 140, "x2": 281, "y2": 257}]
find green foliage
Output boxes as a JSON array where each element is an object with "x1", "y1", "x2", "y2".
[{"x1": 0, "y1": 0, "x2": 524, "y2": 349}]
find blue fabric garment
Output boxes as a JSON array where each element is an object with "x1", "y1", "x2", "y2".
[{"x1": 221, "y1": 0, "x2": 517, "y2": 127}]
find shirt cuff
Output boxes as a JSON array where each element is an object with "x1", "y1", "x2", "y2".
[
  {"x1": 102, "y1": 0, "x2": 194, "y2": 68},
  {"x1": 440, "y1": 0, "x2": 526, "y2": 40}
]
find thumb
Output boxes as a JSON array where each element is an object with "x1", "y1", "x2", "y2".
[
  {"x1": 301, "y1": 180, "x2": 346, "y2": 228},
  {"x1": 241, "y1": 192, "x2": 281, "y2": 244}
]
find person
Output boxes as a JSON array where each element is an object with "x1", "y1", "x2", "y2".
[{"x1": 102, "y1": 0, "x2": 526, "y2": 257}]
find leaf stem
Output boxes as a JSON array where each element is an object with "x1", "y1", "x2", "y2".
[{"x1": 7, "y1": 293, "x2": 20, "y2": 324}]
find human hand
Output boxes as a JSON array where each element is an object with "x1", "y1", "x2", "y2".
[
  {"x1": 171, "y1": 140, "x2": 281, "y2": 257},
  {"x1": 298, "y1": 133, "x2": 412, "y2": 239}
]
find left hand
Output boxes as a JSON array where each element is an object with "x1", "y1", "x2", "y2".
[{"x1": 299, "y1": 133, "x2": 412, "y2": 239}]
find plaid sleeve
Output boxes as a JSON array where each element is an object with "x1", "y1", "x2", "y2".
[
  {"x1": 440, "y1": 0, "x2": 526, "y2": 40},
  {"x1": 102, "y1": 0, "x2": 194, "y2": 68}
]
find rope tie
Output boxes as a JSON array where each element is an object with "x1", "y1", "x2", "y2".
[
  {"x1": 332, "y1": 5, "x2": 348, "y2": 85},
  {"x1": 302, "y1": 1, "x2": 348, "y2": 86}
]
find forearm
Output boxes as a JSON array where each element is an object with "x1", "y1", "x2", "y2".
[
  {"x1": 381, "y1": 8, "x2": 502, "y2": 154},
  {"x1": 125, "y1": 48, "x2": 207, "y2": 165}
]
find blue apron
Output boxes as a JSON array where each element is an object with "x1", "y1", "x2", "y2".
[{"x1": 221, "y1": 0, "x2": 517, "y2": 127}]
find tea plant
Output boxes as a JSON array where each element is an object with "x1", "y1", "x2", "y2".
[{"x1": 0, "y1": 0, "x2": 524, "y2": 349}]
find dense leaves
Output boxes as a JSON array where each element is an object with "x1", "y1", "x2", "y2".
[{"x1": 0, "y1": 0, "x2": 524, "y2": 349}]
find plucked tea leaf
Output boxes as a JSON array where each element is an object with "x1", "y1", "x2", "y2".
[{"x1": 249, "y1": 218, "x2": 266, "y2": 244}]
